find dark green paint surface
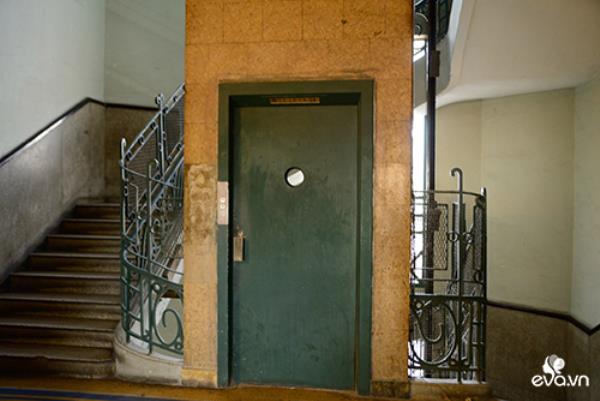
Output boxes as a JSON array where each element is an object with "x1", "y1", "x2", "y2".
[{"x1": 232, "y1": 105, "x2": 359, "y2": 389}]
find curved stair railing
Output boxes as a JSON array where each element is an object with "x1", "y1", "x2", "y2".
[
  {"x1": 409, "y1": 169, "x2": 487, "y2": 382},
  {"x1": 119, "y1": 84, "x2": 185, "y2": 355}
]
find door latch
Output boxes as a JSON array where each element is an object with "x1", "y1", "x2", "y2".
[{"x1": 233, "y1": 230, "x2": 245, "y2": 262}]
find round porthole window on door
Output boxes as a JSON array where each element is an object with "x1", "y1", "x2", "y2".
[{"x1": 285, "y1": 167, "x2": 305, "y2": 187}]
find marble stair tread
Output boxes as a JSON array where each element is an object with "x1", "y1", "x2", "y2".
[
  {"x1": 75, "y1": 202, "x2": 120, "y2": 208},
  {"x1": 58, "y1": 219, "x2": 120, "y2": 235},
  {"x1": 0, "y1": 292, "x2": 120, "y2": 305},
  {"x1": 71, "y1": 204, "x2": 120, "y2": 219},
  {"x1": 30, "y1": 252, "x2": 119, "y2": 259},
  {"x1": 61, "y1": 218, "x2": 120, "y2": 223},
  {"x1": 77, "y1": 197, "x2": 120, "y2": 204},
  {"x1": 0, "y1": 342, "x2": 113, "y2": 362},
  {"x1": 11, "y1": 271, "x2": 120, "y2": 280},
  {"x1": 46, "y1": 234, "x2": 120, "y2": 240},
  {"x1": 0, "y1": 316, "x2": 116, "y2": 331}
]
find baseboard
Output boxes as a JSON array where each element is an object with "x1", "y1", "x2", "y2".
[{"x1": 371, "y1": 380, "x2": 411, "y2": 398}]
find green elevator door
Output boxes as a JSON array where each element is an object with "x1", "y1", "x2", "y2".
[{"x1": 231, "y1": 104, "x2": 359, "y2": 389}]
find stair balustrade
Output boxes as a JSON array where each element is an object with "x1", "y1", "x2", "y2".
[
  {"x1": 409, "y1": 169, "x2": 487, "y2": 382},
  {"x1": 119, "y1": 84, "x2": 185, "y2": 355}
]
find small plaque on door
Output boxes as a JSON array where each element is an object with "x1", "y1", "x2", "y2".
[{"x1": 269, "y1": 96, "x2": 320, "y2": 105}]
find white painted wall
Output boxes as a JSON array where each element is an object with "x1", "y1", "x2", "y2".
[
  {"x1": 0, "y1": 0, "x2": 106, "y2": 159},
  {"x1": 572, "y1": 75, "x2": 600, "y2": 327},
  {"x1": 438, "y1": 0, "x2": 600, "y2": 107},
  {"x1": 436, "y1": 89, "x2": 576, "y2": 314},
  {"x1": 0, "y1": 0, "x2": 185, "y2": 159},
  {"x1": 104, "y1": 0, "x2": 185, "y2": 106}
]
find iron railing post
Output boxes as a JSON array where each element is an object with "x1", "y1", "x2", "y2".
[
  {"x1": 451, "y1": 168, "x2": 464, "y2": 382},
  {"x1": 480, "y1": 187, "x2": 488, "y2": 381},
  {"x1": 156, "y1": 93, "x2": 166, "y2": 176},
  {"x1": 146, "y1": 160, "x2": 157, "y2": 354},
  {"x1": 119, "y1": 138, "x2": 130, "y2": 342},
  {"x1": 424, "y1": 0, "x2": 438, "y2": 194},
  {"x1": 423, "y1": 0, "x2": 440, "y2": 372}
]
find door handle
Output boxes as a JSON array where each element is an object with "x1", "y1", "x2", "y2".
[{"x1": 233, "y1": 230, "x2": 245, "y2": 262}]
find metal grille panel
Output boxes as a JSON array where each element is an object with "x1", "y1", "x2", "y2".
[
  {"x1": 119, "y1": 85, "x2": 185, "y2": 356},
  {"x1": 410, "y1": 169, "x2": 487, "y2": 382}
]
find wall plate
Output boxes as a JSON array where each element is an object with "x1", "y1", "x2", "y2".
[{"x1": 217, "y1": 181, "x2": 229, "y2": 225}]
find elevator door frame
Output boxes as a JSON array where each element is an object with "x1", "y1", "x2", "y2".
[{"x1": 217, "y1": 80, "x2": 374, "y2": 394}]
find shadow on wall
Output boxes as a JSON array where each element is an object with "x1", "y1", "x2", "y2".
[{"x1": 0, "y1": 101, "x2": 156, "y2": 283}]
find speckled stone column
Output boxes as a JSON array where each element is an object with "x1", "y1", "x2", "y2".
[{"x1": 183, "y1": 0, "x2": 413, "y2": 393}]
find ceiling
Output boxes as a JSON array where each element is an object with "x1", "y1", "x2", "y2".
[{"x1": 439, "y1": 0, "x2": 600, "y2": 106}]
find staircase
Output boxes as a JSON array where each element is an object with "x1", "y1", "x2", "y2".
[{"x1": 0, "y1": 199, "x2": 120, "y2": 377}]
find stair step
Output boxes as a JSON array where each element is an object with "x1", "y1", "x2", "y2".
[
  {"x1": 73, "y1": 203, "x2": 120, "y2": 219},
  {"x1": 27, "y1": 263, "x2": 120, "y2": 274},
  {"x1": 0, "y1": 316, "x2": 116, "y2": 331},
  {"x1": 0, "y1": 342, "x2": 113, "y2": 361},
  {"x1": 0, "y1": 292, "x2": 120, "y2": 320},
  {"x1": 12, "y1": 271, "x2": 120, "y2": 280},
  {"x1": 0, "y1": 342, "x2": 113, "y2": 378},
  {"x1": 10, "y1": 271, "x2": 120, "y2": 295},
  {"x1": 44, "y1": 234, "x2": 120, "y2": 253},
  {"x1": 0, "y1": 316, "x2": 116, "y2": 348},
  {"x1": 0, "y1": 198, "x2": 121, "y2": 378},
  {"x1": 58, "y1": 218, "x2": 120, "y2": 235},
  {"x1": 28, "y1": 252, "x2": 120, "y2": 270},
  {"x1": 78, "y1": 197, "x2": 120, "y2": 204},
  {"x1": 0, "y1": 292, "x2": 119, "y2": 304}
]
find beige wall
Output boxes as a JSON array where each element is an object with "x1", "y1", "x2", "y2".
[
  {"x1": 572, "y1": 75, "x2": 600, "y2": 327},
  {"x1": 184, "y1": 0, "x2": 413, "y2": 391},
  {"x1": 438, "y1": 81, "x2": 600, "y2": 328},
  {"x1": 436, "y1": 89, "x2": 575, "y2": 314},
  {"x1": 482, "y1": 90, "x2": 574, "y2": 313},
  {"x1": 435, "y1": 101, "x2": 482, "y2": 191}
]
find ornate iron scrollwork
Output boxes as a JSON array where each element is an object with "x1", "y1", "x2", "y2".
[
  {"x1": 119, "y1": 85, "x2": 185, "y2": 355},
  {"x1": 410, "y1": 170, "x2": 487, "y2": 382}
]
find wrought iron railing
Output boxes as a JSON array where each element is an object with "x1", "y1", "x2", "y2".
[
  {"x1": 414, "y1": 0, "x2": 453, "y2": 57},
  {"x1": 409, "y1": 168, "x2": 487, "y2": 381},
  {"x1": 119, "y1": 84, "x2": 185, "y2": 355}
]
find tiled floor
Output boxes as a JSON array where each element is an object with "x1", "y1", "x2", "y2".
[
  {"x1": 0, "y1": 378, "x2": 376, "y2": 401},
  {"x1": 0, "y1": 387, "x2": 168, "y2": 401},
  {"x1": 0, "y1": 377, "x2": 500, "y2": 401}
]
